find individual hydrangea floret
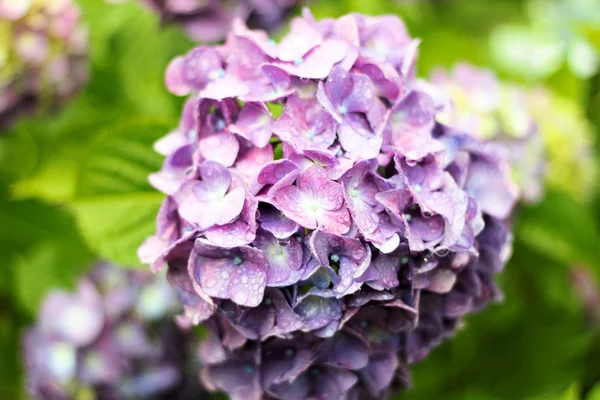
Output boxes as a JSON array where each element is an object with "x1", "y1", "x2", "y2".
[
  {"x1": 0, "y1": 0, "x2": 88, "y2": 128},
  {"x1": 23, "y1": 263, "x2": 197, "y2": 399},
  {"x1": 140, "y1": 9, "x2": 519, "y2": 398},
  {"x1": 112, "y1": 0, "x2": 302, "y2": 43}
]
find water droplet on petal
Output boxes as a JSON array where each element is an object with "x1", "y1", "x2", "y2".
[{"x1": 233, "y1": 290, "x2": 249, "y2": 305}]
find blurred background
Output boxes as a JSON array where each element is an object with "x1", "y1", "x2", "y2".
[{"x1": 1, "y1": 0, "x2": 599, "y2": 399}]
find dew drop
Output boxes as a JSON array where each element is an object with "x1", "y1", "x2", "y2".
[
  {"x1": 233, "y1": 290, "x2": 249, "y2": 304},
  {"x1": 311, "y1": 268, "x2": 331, "y2": 289},
  {"x1": 215, "y1": 119, "x2": 226, "y2": 131},
  {"x1": 204, "y1": 277, "x2": 217, "y2": 288}
]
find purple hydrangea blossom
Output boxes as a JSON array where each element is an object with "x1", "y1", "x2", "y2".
[
  {"x1": 23, "y1": 263, "x2": 198, "y2": 399},
  {"x1": 430, "y1": 63, "x2": 546, "y2": 202},
  {"x1": 141, "y1": 9, "x2": 519, "y2": 397},
  {"x1": 0, "y1": 0, "x2": 88, "y2": 128},
  {"x1": 119, "y1": 0, "x2": 301, "y2": 43}
]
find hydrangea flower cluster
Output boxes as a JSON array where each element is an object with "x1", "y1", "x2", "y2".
[
  {"x1": 112, "y1": 0, "x2": 301, "y2": 43},
  {"x1": 0, "y1": 0, "x2": 88, "y2": 128},
  {"x1": 140, "y1": 9, "x2": 518, "y2": 398},
  {"x1": 24, "y1": 263, "x2": 192, "y2": 399},
  {"x1": 431, "y1": 63, "x2": 597, "y2": 202}
]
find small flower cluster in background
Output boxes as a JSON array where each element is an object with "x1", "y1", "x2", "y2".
[
  {"x1": 24, "y1": 263, "x2": 191, "y2": 399},
  {"x1": 139, "y1": 9, "x2": 520, "y2": 398},
  {"x1": 0, "y1": 0, "x2": 88, "y2": 129},
  {"x1": 431, "y1": 63, "x2": 597, "y2": 203},
  {"x1": 109, "y1": 0, "x2": 302, "y2": 43}
]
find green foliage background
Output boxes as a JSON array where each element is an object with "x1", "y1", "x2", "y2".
[{"x1": 1, "y1": 0, "x2": 599, "y2": 399}]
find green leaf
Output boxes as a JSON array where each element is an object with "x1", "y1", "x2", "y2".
[
  {"x1": 72, "y1": 193, "x2": 163, "y2": 267},
  {"x1": 0, "y1": 311, "x2": 25, "y2": 400},
  {"x1": 589, "y1": 383, "x2": 600, "y2": 400},
  {"x1": 71, "y1": 120, "x2": 172, "y2": 267},
  {"x1": 528, "y1": 383, "x2": 580, "y2": 400},
  {"x1": 517, "y1": 190, "x2": 600, "y2": 273},
  {"x1": 0, "y1": 199, "x2": 86, "y2": 253},
  {"x1": 15, "y1": 238, "x2": 93, "y2": 315},
  {"x1": 79, "y1": 0, "x2": 192, "y2": 118},
  {"x1": 14, "y1": 100, "x2": 132, "y2": 199},
  {"x1": 0, "y1": 198, "x2": 94, "y2": 311}
]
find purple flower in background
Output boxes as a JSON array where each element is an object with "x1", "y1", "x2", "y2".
[
  {"x1": 118, "y1": 0, "x2": 302, "y2": 43},
  {"x1": 23, "y1": 263, "x2": 199, "y2": 399},
  {"x1": 430, "y1": 63, "x2": 544, "y2": 203},
  {"x1": 141, "y1": 9, "x2": 520, "y2": 398},
  {"x1": 0, "y1": 0, "x2": 88, "y2": 129}
]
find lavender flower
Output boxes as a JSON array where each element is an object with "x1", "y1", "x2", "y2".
[
  {"x1": 23, "y1": 263, "x2": 195, "y2": 399},
  {"x1": 117, "y1": 0, "x2": 301, "y2": 43},
  {"x1": 0, "y1": 0, "x2": 88, "y2": 128},
  {"x1": 141, "y1": 9, "x2": 519, "y2": 397}
]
